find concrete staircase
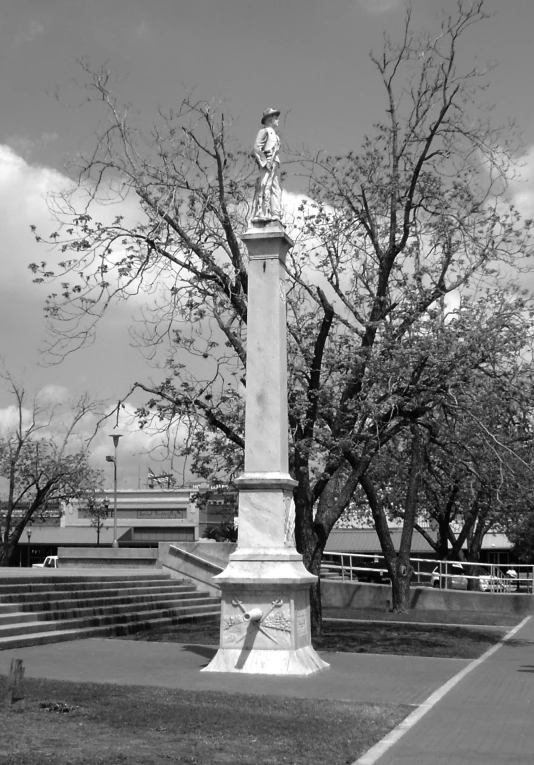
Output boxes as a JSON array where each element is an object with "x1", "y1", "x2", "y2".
[
  {"x1": 58, "y1": 547, "x2": 160, "y2": 568},
  {"x1": 0, "y1": 572, "x2": 220, "y2": 650}
]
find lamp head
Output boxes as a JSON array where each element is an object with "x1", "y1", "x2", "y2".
[{"x1": 110, "y1": 434, "x2": 123, "y2": 448}]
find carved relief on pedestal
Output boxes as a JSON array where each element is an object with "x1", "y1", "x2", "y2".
[{"x1": 223, "y1": 596, "x2": 291, "y2": 647}]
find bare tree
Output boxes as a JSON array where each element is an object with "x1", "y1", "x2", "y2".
[{"x1": 0, "y1": 373, "x2": 104, "y2": 566}]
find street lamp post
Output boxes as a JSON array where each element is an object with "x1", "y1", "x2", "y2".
[
  {"x1": 107, "y1": 434, "x2": 122, "y2": 549},
  {"x1": 27, "y1": 521, "x2": 33, "y2": 567}
]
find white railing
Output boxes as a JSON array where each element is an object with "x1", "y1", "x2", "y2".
[{"x1": 322, "y1": 551, "x2": 534, "y2": 593}]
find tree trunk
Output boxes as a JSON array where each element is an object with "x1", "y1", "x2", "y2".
[
  {"x1": 465, "y1": 551, "x2": 482, "y2": 590},
  {"x1": 437, "y1": 520, "x2": 450, "y2": 560},
  {"x1": 309, "y1": 576, "x2": 322, "y2": 635},
  {"x1": 465, "y1": 519, "x2": 485, "y2": 591},
  {"x1": 390, "y1": 565, "x2": 413, "y2": 612},
  {"x1": 0, "y1": 540, "x2": 18, "y2": 567},
  {"x1": 299, "y1": 549, "x2": 324, "y2": 635},
  {"x1": 294, "y1": 486, "x2": 324, "y2": 636},
  {"x1": 392, "y1": 426, "x2": 422, "y2": 612},
  {"x1": 363, "y1": 427, "x2": 422, "y2": 614}
]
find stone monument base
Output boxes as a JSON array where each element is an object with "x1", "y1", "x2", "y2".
[
  {"x1": 202, "y1": 551, "x2": 329, "y2": 676},
  {"x1": 202, "y1": 645, "x2": 328, "y2": 675}
]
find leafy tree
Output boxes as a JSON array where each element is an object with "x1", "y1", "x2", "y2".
[
  {"x1": 0, "y1": 375, "x2": 104, "y2": 566},
  {"x1": 347, "y1": 288, "x2": 534, "y2": 596},
  {"x1": 415, "y1": 401, "x2": 534, "y2": 571},
  {"x1": 508, "y1": 511, "x2": 534, "y2": 563},
  {"x1": 31, "y1": 1, "x2": 534, "y2": 620},
  {"x1": 291, "y1": 1, "x2": 534, "y2": 610},
  {"x1": 80, "y1": 495, "x2": 110, "y2": 546},
  {"x1": 203, "y1": 521, "x2": 238, "y2": 543}
]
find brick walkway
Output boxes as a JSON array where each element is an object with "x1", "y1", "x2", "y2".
[{"x1": 361, "y1": 615, "x2": 534, "y2": 765}]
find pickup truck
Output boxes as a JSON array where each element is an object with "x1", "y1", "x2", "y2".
[{"x1": 32, "y1": 555, "x2": 58, "y2": 569}]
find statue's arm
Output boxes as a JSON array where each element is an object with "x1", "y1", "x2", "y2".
[{"x1": 253, "y1": 128, "x2": 269, "y2": 168}]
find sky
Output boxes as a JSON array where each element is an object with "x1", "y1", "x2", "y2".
[{"x1": 1, "y1": 0, "x2": 534, "y2": 488}]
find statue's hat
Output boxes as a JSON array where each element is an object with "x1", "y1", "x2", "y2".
[{"x1": 261, "y1": 108, "x2": 280, "y2": 124}]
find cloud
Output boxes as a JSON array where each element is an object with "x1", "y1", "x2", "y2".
[
  {"x1": 0, "y1": 142, "x2": 148, "y2": 331},
  {"x1": 508, "y1": 145, "x2": 534, "y2": 220},
  {"x1": 134, "y1": 22, "x2": 150, "y2": 41},
  {"x1": 5, "y1": 133, "x2": 58, "y2": 161},
  {"x1": 0, "y1": 380, "x2": 187, "y2": 491},
  {"x1": 37, "y1": 385, "x2": 71, "y2": 405},
  {"x1": 0, "y1": 145, "x2": 155, "y2": 419},
  {"x1": 14, "y1": 19, "x2": 44, "y2": 46},
  {"x1": 357, "y1": 0, "x2": 404, "y2": 14},
  {"x1": 0, "y1": 144, "x2": 69, "y2": 292},
  {"x1": 89, "y1": 401, "x2": 189, "y2": 489},
  {"x1": 0, "y1": 387, "x2": 94, "y2": 444},
  {"x1": 0, "y1": 404, "x2": 32, "y2": 436}
]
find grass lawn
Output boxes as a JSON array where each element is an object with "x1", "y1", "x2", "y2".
[
  {"x1": 0, "y1": 676, "x2": 409, "y2": 765},
  {"x1": 123, "y1": 610, "x2": 510, "y2": 660}
]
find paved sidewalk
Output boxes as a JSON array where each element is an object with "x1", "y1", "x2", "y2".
[
  {"x1": 0, "y1": 637, "x2": 464, "y2": 706},
  {"x1": 363, "y1": 615, "x2": 534, "y2": 765}
]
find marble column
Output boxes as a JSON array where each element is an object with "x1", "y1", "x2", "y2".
[{"x1": 203, "y1": 222, "x2": 329, "y2": 676}]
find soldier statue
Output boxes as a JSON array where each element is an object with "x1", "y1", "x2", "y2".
[{"x1": 251, "y1": 108, "x2": 282, "y2": 223}]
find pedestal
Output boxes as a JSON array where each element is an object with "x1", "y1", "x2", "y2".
[{"x1": 203, "y1": 222, "x2": 329, "y2": 676}]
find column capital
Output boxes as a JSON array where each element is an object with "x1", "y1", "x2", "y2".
[{"x1": 241, "y1": 223, "x2": 294, "y2": 260}]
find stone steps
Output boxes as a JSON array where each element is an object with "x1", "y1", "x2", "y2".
[
  {"x1": 0, "y1": 611, "x2": 38, "y2": 627},
  {"x1": 0, "y1": 572, "x2": 220, "y2": 650},
  {"x1": 0, "y1": 572, "x2": 170, "y2": 586},
  {"x1": 0, "y1": 602, "x2": 219, "y2": 639},
  {"x1": 57, "y1": 547, "x2": 160, "y2": 569},
  {"x1": 0, "y1": 591, "x2": 206, "y2": 615},
  {"x1": 0, "y1": 575, "x2": 172, "y2": 595},
  {"x1": 0, "y1": 612, "x2": 219, "y2": 651},
  {"x1": 0, "y1": 595, "x2": 216, "y2": 628},
  {"x1": 0, "y1": 595, "x2": 214, "y2": 626},
  {"x1": 0, "y1": 583, "x2": 199, "y2": 606}
]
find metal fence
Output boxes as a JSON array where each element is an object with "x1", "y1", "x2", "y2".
[{"x1": 322, "y1": 551, "x2": 534, "y2": 593}]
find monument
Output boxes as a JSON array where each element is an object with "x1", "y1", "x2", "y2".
[{"x1": 203, "y1": 110, "x2": 329, "y2": 676}]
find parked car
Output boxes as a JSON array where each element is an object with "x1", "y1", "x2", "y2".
[
  {"x1": 479, "y1": 567, "x2": 514, "y2": 592},
  {"x1": 431, "y1": 563, "x2": 513, "y2": 591},
  {"x1": 357, "y1": 567, "x2": 391, "y2": 585},
  {"x1": 32, "y1": 555, "x2": 58, "y2": 569},
  {"x1": 431, "y1": 563, "x2": 467, "y2": 589}
]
